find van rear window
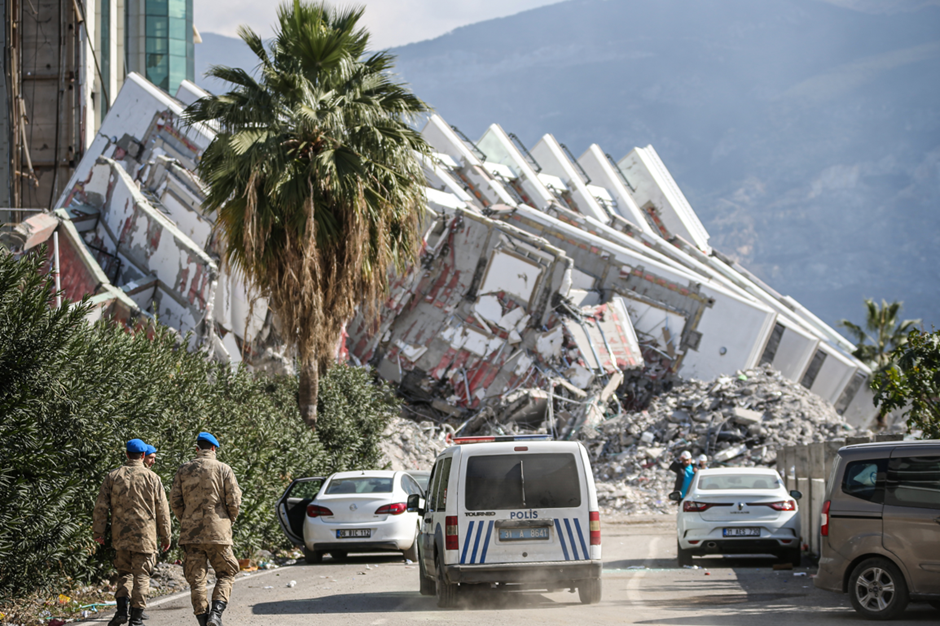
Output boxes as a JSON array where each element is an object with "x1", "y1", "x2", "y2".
[{"x1": 465, "y1": 453, "x2": 581, "y2": 510}]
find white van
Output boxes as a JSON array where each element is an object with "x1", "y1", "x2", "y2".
[{"x1": 407, "y1": 435, "x2": 602, "y2": 607}]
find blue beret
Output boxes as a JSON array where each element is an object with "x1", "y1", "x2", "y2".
[
  {"x1": 126, "y1": 439, "x2": 147, "y2": 454},
  {"x1": 197, "y1": 431, "x2": 221, "y2": 448},
  {"x1": 145, "y1": 444, "x2": 157, "y2": 456}
]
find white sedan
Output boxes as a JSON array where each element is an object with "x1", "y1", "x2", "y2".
[
  {"x1": 674, "y1": 467, "x2": 803, "y2": 567},
  {"x1": 298, "y1": 470, "x2": 423, "y2": 564}
]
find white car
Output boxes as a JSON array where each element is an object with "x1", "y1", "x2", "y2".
[
  {"x1": 276, "y1": 470, "x2": 423, "y2": 564},
  {"x1": 674, "y1": 467, "x2": 803, "y2": 567}
]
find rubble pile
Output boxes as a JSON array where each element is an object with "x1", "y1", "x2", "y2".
[
  {"x1": 582, "y1": 364, "x2": 859, "y2": 514},
  {"x1": 379, "y1": 416, "x2": 449, "y2": 471}
]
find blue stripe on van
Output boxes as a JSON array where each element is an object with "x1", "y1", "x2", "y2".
[
  {"x1": 460, "y1": 521, "x2": 474, "y2": 564},
  {"x1": 479, "y1": 521, "x2": 494, "y2": 564},
  {"x1": 470, "y1": 519, "x2": 485, "y2": 564},
  {"x1": 564, "y1": 518, "x2": 579, "y2": 560},
  {"x1": 573, "y1": 518, "x2": 589, "y2": 559},
  {"x1": 555, "y1": 518, "x2": 570, "y2": 561}
]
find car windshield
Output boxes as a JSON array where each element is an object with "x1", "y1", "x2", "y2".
[
  {"x1": 465, "y1": 453, "x2": 581, "y2": 510},
  {"x1": 325, "y1": 477, "x2": 393, "y2": 494},
  {"x1": 697, "y1": 474, "x2": 780, "y2": 490}
]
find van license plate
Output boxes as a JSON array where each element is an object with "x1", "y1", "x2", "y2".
[
  {"x1": 723, "y1": 527, "x2": 760, "y2": 537},
  {"x1": 336, "y1": 529, "x2": 371, "y2": 539},
  {"x1": 499, "y1": 528, "x2": 550, "y2": 541}
]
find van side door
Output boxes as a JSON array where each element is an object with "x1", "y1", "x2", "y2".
[{"x1": 883, "y1": 447, "x2": 940, "y2": 595}]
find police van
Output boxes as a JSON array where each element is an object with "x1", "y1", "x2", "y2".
[{"x1": 406, "y1": 435, "x2": 602, "y2": 607}]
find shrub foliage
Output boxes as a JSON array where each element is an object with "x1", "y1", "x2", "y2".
[{"x1": 0, "y1": 250, "x2": 397, "y2": 600}]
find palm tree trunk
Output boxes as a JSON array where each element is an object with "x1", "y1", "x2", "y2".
[{"x1": 299, "y1": 355, "x2": 319, "y2": 431}]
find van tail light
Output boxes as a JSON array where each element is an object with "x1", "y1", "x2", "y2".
[
  {"x1": 445, "y1": 516, "x2": 459, "y2": 550},
  {"x1": 589, "y1": 511, "x2": 601, "y2": 545},
  {"x1": 375, "y1": 503, "x2": 407, "y2": 516},
  {"x1": 306, "y1": 504, "x2": 334, "y2": 517},
  {"x1": 683, "y1": 501, "x2": 718, "y2": 512},
  {"x1": 821, "y1": 500, "x2": 831, "y2": 537}
]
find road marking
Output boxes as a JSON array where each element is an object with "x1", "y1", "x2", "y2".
[{"x1": 625, "y1": 535, "x2": 660, "y2": 606}]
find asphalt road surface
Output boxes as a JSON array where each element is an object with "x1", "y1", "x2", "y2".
[{"x1": 83, "y1": 516, "x2": 938, "y2": 626}]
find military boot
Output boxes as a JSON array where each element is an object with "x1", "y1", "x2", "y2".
[
  {"x1": 128, "y1": 607, "x2": 145, "y2": 626},
  {"x1": 206, "y1": 600, "x2": 227, "y2": 626},
  {"x1": 108, "y1": 597, "x2": 129, "y2": 626},
  {"x1": 195, "y1": 612, "x2": 209, "y2": 626}
]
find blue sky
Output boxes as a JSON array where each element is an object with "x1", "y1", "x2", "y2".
[{"x1": 195, "y1": 0, "x2": 564, "y2": 49}]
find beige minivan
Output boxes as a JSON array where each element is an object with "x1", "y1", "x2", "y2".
[{"x1": 815, "y1": 440, "x2": 940, "y2": 620}]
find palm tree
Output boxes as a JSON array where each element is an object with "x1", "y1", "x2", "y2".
[
  {"x1": 186, "y1": 1, "x2": 431, "y2": 430},
  {"x1": 838, "y1": 299, "x2": 921, "y2": 373}
]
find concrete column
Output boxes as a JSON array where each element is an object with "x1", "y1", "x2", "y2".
[
  {"x1": 824, "y1": 440, "x2": 844, "y2": 485},
  {"x1": 809, "y1": 478, "x2": 826, "y2": 556},
  {"x1": 797, "y1": 477, "x2": 810, "y2": 553}
]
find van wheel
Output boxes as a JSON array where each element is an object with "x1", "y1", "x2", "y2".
[
  {"x1": 418, "y1": 553, "x2": 435, "y2": 596},
  {"x1": 403, "y1": 527, "x2": 419, "y2": 562},
  {"x1": 578, "y1": 578, "x2": 602, "y2": 604},
  {"x1": 436, "y1": 554, "x2": 458, "y2": 608},
  {"x1": 677, "y1": 541, "x2": 693, "y2": 567},
  {"x1": 303, "y1": 546, "x2": 323, "y2": 564},
  {"x1": 849, "y1": 557, "x2": 909, "y2": 620}
]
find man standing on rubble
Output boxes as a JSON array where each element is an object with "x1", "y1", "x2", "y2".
[
  {"x1": 93, "y1": 439, "x2": 171, "y2": 626},
  {"x1": 170, "y1": 432, "x2": 242, "y2": 626},
  {"x1": 669, "y1": 450, "x2": 696, "y2": 501}
]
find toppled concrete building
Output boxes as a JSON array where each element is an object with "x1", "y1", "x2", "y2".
[
  {"x1": 5, "y1": 73, "x2": 272, "y2": 367},
  {"x1": 5, "y1": 71, "x2": 879, "y2": 430}
]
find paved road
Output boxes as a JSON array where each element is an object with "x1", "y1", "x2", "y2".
[{"x1": 85, "y1": 516, "x2": 938, "y2": 625}]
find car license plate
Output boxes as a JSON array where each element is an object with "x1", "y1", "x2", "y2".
[
  {"x1": 499, "y1": 527, "x2": 550, "y2": 541},
  {"x1": 336, "y1": 529, "x2": 371, "y2": 539},
  {"x1": 723, "y1": 527, "x2": 760, "y2": 537}
]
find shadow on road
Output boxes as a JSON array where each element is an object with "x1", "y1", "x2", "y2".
[{"x1": 252, "y1": 587, "x2": 578, "y2": 614}]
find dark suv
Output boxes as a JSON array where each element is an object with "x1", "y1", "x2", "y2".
[{"x1": 814, "y1": 440, "x2": 940, "y2": 620}]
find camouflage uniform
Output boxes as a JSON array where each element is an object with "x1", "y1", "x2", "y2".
[
  {"x1": 170, "y1": 448, "x2": 242, "y2": 615},
  {"x1": 93, "y1": 457, "x2": 171, "y2": 609}
]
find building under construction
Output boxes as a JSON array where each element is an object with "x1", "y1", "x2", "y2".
[{"x1": 1, "y1": 0, "x2": 197, "y2": 220}]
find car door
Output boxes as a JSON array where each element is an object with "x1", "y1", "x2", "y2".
[
  {"x1": 276, "y1": 477, "x2": 325, "y2": 547},
  {"x1": 883, "y1": 447, "x2": 940, "y2": 595}
]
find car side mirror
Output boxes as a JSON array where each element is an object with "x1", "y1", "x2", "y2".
[
  {"x1": 407, "y1": 494, "x2": 425, "y2": 514},
  {"x1": 789, "y1": 490, "x2": 803, "y2": 501},
  {"x1": 668, "y1": 491, "x2": 681, "y2": 502}
]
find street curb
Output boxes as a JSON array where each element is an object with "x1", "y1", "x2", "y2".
[{"x1": 72, "y1": 566, "x2": 286, "y2": 625}]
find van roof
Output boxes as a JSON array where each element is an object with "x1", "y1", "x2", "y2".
[
  {"x1": 841, "y1": 439, "x2": 939, "y2": 452},
  {"x1": 446, "y1": 440, "x2": 585, "y2": 455}
]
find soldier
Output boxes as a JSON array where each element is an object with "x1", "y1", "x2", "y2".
[
  {"x1": 170, "y1": 432, "x2": 242, "y2": 626},
  {"x1": 93, "y1": 439, "x2": 171, "y2": 626},
  {"x1": 144, "y1": 444, "x2": 157, "y2": 469}
]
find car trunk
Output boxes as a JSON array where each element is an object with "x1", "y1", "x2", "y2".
[
  {"x1": 696, "y1": 491, "x2": 787, "y2": 523},
  {"x1": 316, "y1": 495, "x2": 396, "y2": 523}
]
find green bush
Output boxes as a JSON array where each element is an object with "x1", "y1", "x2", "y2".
[{"x1": 0, "y1": 249, "x2": 397, "y2": 601}]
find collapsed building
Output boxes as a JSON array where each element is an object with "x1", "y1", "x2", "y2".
[{"x1": 3, "y1": 72, "x2": 879, "y2": 433}]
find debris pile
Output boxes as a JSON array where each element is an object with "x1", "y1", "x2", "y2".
[
  {"x1": 580, "y1": 364, "x2": 859, "y2": 514},
  {"x1": 379, "y1": 416, "x2": 449, "y2": 471}
]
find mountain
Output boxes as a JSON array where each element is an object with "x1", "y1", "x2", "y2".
[{"x1": 195, "y1": 0, "x2": 940, "y2": 332}]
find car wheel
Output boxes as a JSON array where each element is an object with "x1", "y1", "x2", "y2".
[
  {"x1": 848, "y1": 557, "x2": 909, "y2": 620},
  {"x1": 402, "y1": 527, "x2": 419, "y2": 562},
  {"x1": 418, "y1": 552, "x2": 435, "y2": 596},
  {"x1": 578, "y1": 578, "x2": 602, "y2": 604},
  {"x1": 782, "y1": 547, "x2": 801, "y2": 568},
  {"x1": 436, "y1": 553, "x2": 458, "y2": 608},
  {"x1": 303, "y1": 546, "x2": 323, "y2": 564},
  {"x1": 677, "y1": 541, "x2": 693, "y2": 567},
  {"x1": 329, "y1": 551, "x2": 348, "y2": 561}
]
